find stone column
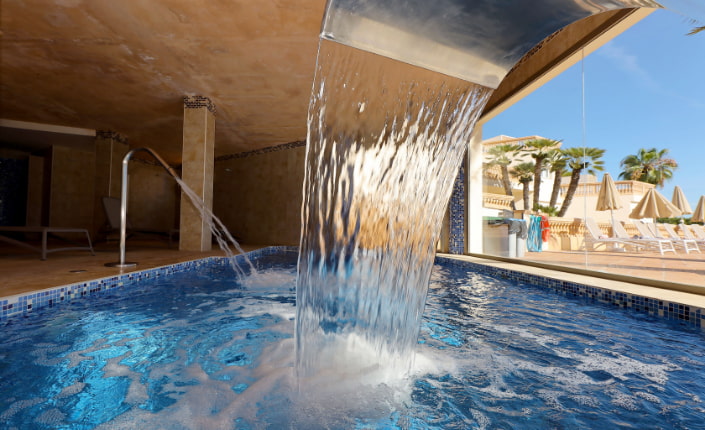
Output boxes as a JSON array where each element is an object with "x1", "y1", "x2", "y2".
[
  {"x1": 94, "y1": 131, "x2": 129, "y2": 237},
  {"x1": 466, "y1": 124, "x2": 484, "y2": 254},
  {"x1": 180, "y1": 96, "x2": 216, "y2": 251}
]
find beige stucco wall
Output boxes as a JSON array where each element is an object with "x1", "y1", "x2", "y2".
[
  {"x1": 93, "y1": 135, "x2": 129, "y2": 236},
  {"x1": 49, "y1": 145, "x2": 95, "y2": 229},
  {"x1": 44, "y1": 143, "x2": 177, "y2": 238},
  {"x1": 213, "y1": 145, "x2": 306, "y2": 246},
  {"x1": 127, "y1": 162, "x2": 178, "y2": 233}
]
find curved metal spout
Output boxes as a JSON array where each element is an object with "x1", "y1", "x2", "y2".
[
  {"x1": 105, "y1": 147, "x2": 181, "y2": 268},
  {"x1": 322, "y1": 0, "x2": 704, "y2": 88}
]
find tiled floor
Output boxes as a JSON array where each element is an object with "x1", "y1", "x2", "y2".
[
  {"x1": 1, "y1": 237, "x2": 704, "y2": 306},
  {"x1": 0, "y1": 238, "x2": 264, "y2": 297},
  {"x1": 520, "y1": 248, "x2": 705, "y2": 288}
]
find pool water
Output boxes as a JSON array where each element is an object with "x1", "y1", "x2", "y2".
[{"x1": 1, "y1": 251, "x2": 704, "y2": 429}]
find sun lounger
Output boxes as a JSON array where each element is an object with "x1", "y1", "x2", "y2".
[
  {"x1": 679, "y1": 223, "x2": 705, "y2": 248},
  {"x1": 0, "y1": 226, "x2": 95, "y2": 260},
  {"x1": 651, "y1": 222, "x2": 700, "y2": 254},
  {"x1": 609, "y1": 220, "x2": 655, "y2": 252},
  {"x1": 583, "y1": 218, "x2": 644, "y2": 252},
  {"x1": 102, "y1": 196, "x2": 179, "y2": 246},
  {"x1": 630, "y1": 221, "x2": 677, "y2": 255},
  {"x1": 689, "y1": 224, "x2": 705, "y2": 241}
]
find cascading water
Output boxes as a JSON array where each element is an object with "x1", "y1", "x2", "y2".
[
  {"x1": 295, "y1": 40, "x2": 493, "y2": 380},
  {"x1": 106, "y1": 147, "x2": 254, "y2": 278},
  {"x1": 174, "y1": 176, "x2": 255, "y2": 278},
  {"x1": 294, "y1": 0, "x2": 705, "y2": 385}
]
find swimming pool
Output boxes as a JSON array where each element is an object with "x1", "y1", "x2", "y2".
[{"x1": 1, "y1": 249, "x2": 704, "y2": 429}]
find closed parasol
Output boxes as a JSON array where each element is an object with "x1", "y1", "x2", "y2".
[
  {"x1": 629, "y1": 187, "x2": 682, "y2": 219},
  {"x1": 595, "y1": 173, "x2": 623, "y2": 234},
  {"x1": 691, "y1": 195, "x2": 705, "y2": 223},
  {"x1": 671, "y1": 185, "x2": 692, "y2": 216}
]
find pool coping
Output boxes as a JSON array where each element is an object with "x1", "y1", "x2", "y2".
[
  {"x1": 0, "y1": 246, "x2": 297, "y2": 322},
  {"x1": 438, "y1": 254, "x2": 705, "y2": 330},
  {"x1": 2, "y1": 246, "x2": 703, "y2": 330}
]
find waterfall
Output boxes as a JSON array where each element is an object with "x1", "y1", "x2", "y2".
[
  {"x1": 295, "y1": 40, "x2": 493, "y2": 379},
  {"x1": 174, "y1": 176, "x2": 255, "y2": 278}
]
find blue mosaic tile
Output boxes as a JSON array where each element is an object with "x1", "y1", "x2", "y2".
[
  {"x1": 448, "y1": 160, "x2": 466, "y2": 255},
  {"x1": 436, "y1": 255, "x2": 705, "y2": 331},
  {"x1": 3, "y1": 246, "x2": 702, "y2": 331},
  {"x1": 0, "y1": 246, "x2": 302, "y2": 321}
]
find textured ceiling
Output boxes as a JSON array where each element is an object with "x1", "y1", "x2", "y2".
[
  {"x1": 1, "y1": 1, "x2": 639, "y2": 165},
  {"x1": 1, "y1": 0, "x2": 327, "y2": 163}
]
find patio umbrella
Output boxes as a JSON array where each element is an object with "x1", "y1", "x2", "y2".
[
  {"x1": 629, "y1": 187, "x2": 682, "y2": 219},
  {"x1": 671, "y1": 185, "x2": 692, "y2": 218},
  {"x1": 595, "y1": 173, "x2": 622, "y2": 233},
  {"x1": 691, "y1": 195, "x2": 705, "y2": 223}
]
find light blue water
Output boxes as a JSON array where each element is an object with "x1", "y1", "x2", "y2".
[{"x1": 1, "y1": 251, "x2": 704, "y2": 429}]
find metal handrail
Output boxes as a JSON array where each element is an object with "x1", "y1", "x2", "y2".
[{"x1": 105, "y1": 147, "x2": 180, "y2": 268}]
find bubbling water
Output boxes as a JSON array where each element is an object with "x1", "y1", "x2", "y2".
[{"x1": 296, "y1": 40, "x2": 493, "y2": 379}]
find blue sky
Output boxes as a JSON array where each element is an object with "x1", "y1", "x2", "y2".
[{"x1": 483, "y1": 9, "x2": 705, "y2": 210}]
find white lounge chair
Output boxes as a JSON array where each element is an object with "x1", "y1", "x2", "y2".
[
  {"x1": 583, "y1": 218, "x2": 644, "y2": 252},
  {"x1": 612, "y1": 221, "x2": 652, "y2": 254},
  {"x1": 0, "y1": 226, "x2": 95, "y2": 260},
  {"x1": 631, "y1": 221, "x2": 677, "y2": 255},
  {"x1": 677, "y1": 224, "x2": 705, "y2": 249},
  {"x1": 652, "y1": 222, "x2": 700, "y2": 254},
  {"x1": 102, "y1": 196, "x2": 179, "y2": 246},
  {"x1": 689, "y1": 224, "x2": 705, "y2": 241}
]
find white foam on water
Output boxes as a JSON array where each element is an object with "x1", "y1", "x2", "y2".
[
  {"x1": 635, "y1": 391, "x2": 662, "y2": 404},
  {"x1": 469, "y1": 408, "x2": 491, "y2": 430},
  {"x1": 608, "y1": 389, "x2": 640, "y2": 411},
  {"x1": 569, "y1": 394, "x2": 600, "y2": 408},
  {"x1": 574, "y1": 350, "x2": 677, "y2": 385},
  {"x1": 239, "y1": 267, "x2": 296, "y2": 291},
  {"x1": 224, "y1": 300, "x2": 295, "y2": 326},
  {"x1": 92, "y1": 330, "x2": 452, "y2": 429},
  {"x1": 536, "y1": 389, "x2": 565, "y2": 410}
]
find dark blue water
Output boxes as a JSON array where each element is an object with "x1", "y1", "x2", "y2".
[{"x1": 1, "y1": 251, "x2": 704, "y2": 429}]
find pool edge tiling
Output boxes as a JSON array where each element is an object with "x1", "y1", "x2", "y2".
[
  {"x1": 438, "y1": 254, "x2": 705, "y2": 331},
  {"x1": 2, "y1": 247, "x2": 704, "y2": 331},
  {"x1": 0, "y1": 246, "x2": 297, "y2": 321}
]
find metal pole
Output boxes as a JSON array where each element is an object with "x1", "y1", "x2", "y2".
[{"x1": 105, "y1": 147, "x2": 181, "y2": 268}]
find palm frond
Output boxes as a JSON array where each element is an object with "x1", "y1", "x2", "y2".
[{"x1": 687, "y1": 26, "x2": 705, "y2": 36}]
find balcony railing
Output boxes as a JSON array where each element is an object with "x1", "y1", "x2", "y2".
[
  {"x1": 483, "y1": 193, "x2": 515, "y2": 210},
  {"x1": 559, "y1": 180, "x2": 654, "y2": 197}
]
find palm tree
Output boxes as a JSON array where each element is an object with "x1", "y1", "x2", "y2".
[
  {"x1": 557, "y1": 147, "x2": 606, "y2": 217},
  {"x1": 545, "y1": 149, "x2": 568, "y2": 210},
  {"x1": 618, "y1": 147, "x2": 678, "y2": 188},
  {"x1": 522, "y1": 138, "x2": 561, "y2": 211},
  {"x1": 511, "y1": 162, "x2": 534, "y2": 212},
  {"x1": 485, "y1": 143, "x2": 521, "y2": 209}
]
